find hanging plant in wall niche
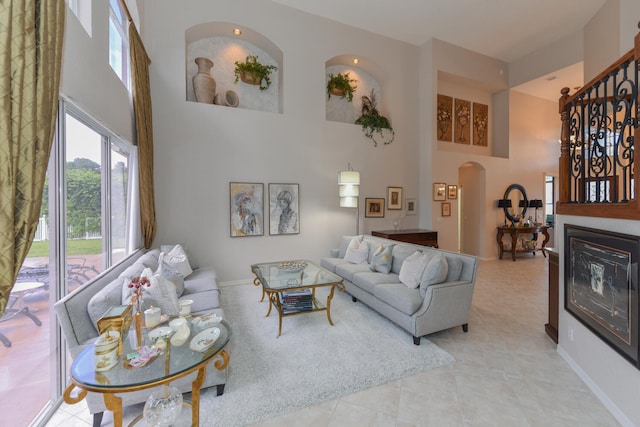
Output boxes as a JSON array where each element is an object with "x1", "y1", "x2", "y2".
[
  {"x1": 355, "y1": 90, "x2": 395, "y2": 146},
  {"x1": 234, "y1": 55, "x2": 278, "y2": 91},
  {"x1": 327, "y1": 72, "x2": 357, "y2": 102}
]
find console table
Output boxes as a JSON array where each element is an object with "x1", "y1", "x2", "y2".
[
  {"x1": 496, "y1": 225, "x2": 549, "y2": 261},
  {"x1": 371, "y1": 229, "x2": 438, "y2": 247}
]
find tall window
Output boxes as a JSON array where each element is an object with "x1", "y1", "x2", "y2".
[
  {"x1": 545, "y1": 175, "x2": 555, "y2": 226},
  {"x1": 67, "y1": 0, "x2": 92, "y2": 36},
  {"x1": 109, "y1": 0, "x2": 129, "y2": 87},
  {"x1": 1, "y1": 100, "x2": 139, "y2": 426}
]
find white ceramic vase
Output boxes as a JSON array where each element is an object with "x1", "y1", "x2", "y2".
[
  {"x1": 192, "y1": 57, "x2": 216, "y2": 103},
  {"x1": 214, "y1": 90, "x2": 239, "y2": 108}
]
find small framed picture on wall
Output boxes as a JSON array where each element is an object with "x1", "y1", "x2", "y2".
[
  {"x1": 365, "y1": 198, "x2": 385, "y2": 218},
  {"x1": 442, "y1": 202, "x2": 451, "y2": 217},
  {"x1": 433, "y1": 183, "x2": 446, "y2": 201},
  {"x1": 387, "y1": 187, "x2": 402, "y2": 210},
  {"x1": 406, "y1": 198, "x2": 416, "y2": 215},
  {"x1": 448, "y1": 185, "x2": 457, "y2": 199}
]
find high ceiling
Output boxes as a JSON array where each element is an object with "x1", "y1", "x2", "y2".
[
  {"x1": 272, "y1": 0, "x2": 606, "y2": 63},
  {"x1": 273, "y1": 0, "x2": 607, "y2": 101}
]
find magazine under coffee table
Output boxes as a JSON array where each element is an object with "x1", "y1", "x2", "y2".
[{"x1": 251, "y1": 260, "x2": 345, "y2": 337}]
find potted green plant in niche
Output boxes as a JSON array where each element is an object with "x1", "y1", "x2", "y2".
[
  {"x1": 327, "y1": 72, "x2": 357, "y2": 102},
  {"x1": 355, "y1": 90, "x2": 395, "y2": 146},
  {"x1": 234, "y1": 55, "x2": 278, "y2": 91}
]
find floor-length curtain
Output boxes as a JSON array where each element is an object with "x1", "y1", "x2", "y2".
[
  {"x1": 0, "y1": 1, "x2": 65, "y2": 314},
  {"x1": 129, "y1": 24, "x2": 156, "y2": 249}
]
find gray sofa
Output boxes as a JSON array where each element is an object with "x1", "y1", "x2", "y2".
[
  {"x1": 53, "y1": 246, "x2": 226, "y2": 427},
  {"x1": 321, "y1": 235, "x2": 478, "y2": 345}
]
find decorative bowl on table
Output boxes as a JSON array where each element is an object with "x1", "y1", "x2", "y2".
[
  {"x1": 192, "y1": 313, "x2": 222, "y2": 329},
  {"x1": 276, "y1": 261, "x2": 308, "y2": 272}
]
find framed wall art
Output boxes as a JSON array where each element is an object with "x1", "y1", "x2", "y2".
[
  {"x1": 473, "y1": 102, "x2": 488, "y2": 146},
  {"x1": 454, "y1": 98, "x2": 471, "y2": 144},
  {"x1": 442, "y1": 202, "x2": 451, "y2": 217},
  {"x1": 406, "y1": 198, "x2": 416, "y2": 215},
  {"x1": 365, "y1": 198, "x2": 385, "y2": 218},
  {"x1": 448, "y1": 185, "x2": 458, "y2": 199},
  {"x1": 229, "y1": 182, "x2": 264, "y2": 237},
  {"x1": 433, "y1": 183, "x2": 446, "y2": 201},
  {"x1": 565, "y1": 225, "x2": 640, "y2": 368},
  {"x1": 387, "y1": 187, "x2": 403, "y2": 210},
  {"x1": 437, "y1": 94, "x2": 453, "y2": 141},
  {"x1": 269, "y1": 183, "x2": 299, "y2": 235}
]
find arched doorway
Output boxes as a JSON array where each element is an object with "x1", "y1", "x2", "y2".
[{"x1": 458, "y1": 162, "x2": 486, "y2": 257}]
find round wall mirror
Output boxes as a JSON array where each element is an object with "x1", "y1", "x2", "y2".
[{"x1": 503, "y1": 183, "x2": 528, "y2": 224}]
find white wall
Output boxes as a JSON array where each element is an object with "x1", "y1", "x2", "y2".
[
  {"x1": 554, "y1": 3, "x2": 640, "y2": 426},
  {"x1": 141, "y1": 0, "x2": 420, "y2": 281}
]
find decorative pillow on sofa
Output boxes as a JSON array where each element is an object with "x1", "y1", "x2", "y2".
[
  {"x1": 420, "y1": 253, "x2": 448, "y2": 289},
  {"x1": 122, "y1": 268, "x2": 180, "y2": 316},
  {"x1": 399, "y1": 251, "x2": 430, "y2": 289},
  {"x1": 344, "y1": 237, "x2": 369, "y2": 264},
  {"x1": 164, "y1": 244, "x2": 193, "y2": 278},
  {"x1": 370, "y1": 245, "x2": 394, "y2": 274},
  {"x1": 156, "y1": 253, "x2": 185, "y2": 297},
  {"x1": 338, "y1": 235, "x2": 363, "y2": 259}
]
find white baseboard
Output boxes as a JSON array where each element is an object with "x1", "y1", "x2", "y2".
[
  {"x1": 557, "y1": 345, "x2": 635, "y2": 427},
  {"x1": 219, "y1": 279, "x2": 253, "y2": 288}
]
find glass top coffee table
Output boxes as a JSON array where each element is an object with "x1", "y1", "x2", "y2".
[
  {"x1": 251, "y1": 260, "x2": 345, "y2": 337},
  {"x1": 63, "y1": 316, "x2": 232, "y2": 427}
]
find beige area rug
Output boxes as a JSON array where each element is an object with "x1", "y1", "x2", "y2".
[{"x1": 194, "y1": 282, "x2": 455, "y2": 426}]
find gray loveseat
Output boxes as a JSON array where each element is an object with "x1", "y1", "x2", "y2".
[
  {"x1": 53, "y1": 246, "x2": 226, "y2": 427},
  {"x1": 321, "y1": 235, "x2": 478, "y2": 345}
]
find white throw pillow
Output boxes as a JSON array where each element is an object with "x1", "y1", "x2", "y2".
[
  {"x1": 122, "y1": 267, "x2": 180, "y2": 316},
  {"x1": 399, "y1": 251, "x2": 430, "y2": 289},
  {"x1": 164, "y1": 244, "x2": 193, "y2": 278},
  {"x1": 344, "y1": 238, "x2": 369, "y2": 264},
  {"x1": 420, "y1": 253, "x2": 449, "y2": 287}
]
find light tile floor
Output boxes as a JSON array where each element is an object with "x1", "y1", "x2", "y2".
[{"x1": 47, "y1": 256, "x2": 621, "y2": 427}]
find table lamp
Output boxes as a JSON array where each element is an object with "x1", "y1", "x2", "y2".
[
  {"x1": 497, "y1": 199, "x2": 511, "y2": 226},
  {"x1": 529, "y1": 199, "x2": 543, "y2": 224}
]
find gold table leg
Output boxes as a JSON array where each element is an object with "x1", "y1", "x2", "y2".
[
  {"x1": 62, "y1": 383, "x2": 87, "y2": 405},
  {"x1": 326, "y1": 283, "x2": 345, "y2": 325},
  {"x1": 253, "y1": 276, "x2": 265, "y2": 301},
  {"x1": 103, "y1": 393, "x2": 124, "y2": 427},
  {"x1": 190, "y1": 365, "x2": 206, "y2": 427}
]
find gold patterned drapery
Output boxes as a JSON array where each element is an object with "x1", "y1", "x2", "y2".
[
  {"x1": 0, "y1": 0, "x2": 66, "y2": 314},
  {"x1": 129, "y1": 21, "x2": 156, "y2": 249}
]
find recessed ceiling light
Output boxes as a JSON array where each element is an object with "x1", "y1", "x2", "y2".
[
  {"x1": 233, "y1": 28, "x2": 242, "y2": 36},
  {"x1": 353, "y1": 58, "x2": 359, "y2": 64}
]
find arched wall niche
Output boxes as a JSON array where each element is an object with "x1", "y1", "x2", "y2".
[
  {"x1": 185, "y1": 22, "x2": 283, "y2": 113},
  {"x1": 325, "y1": 54, "x2": 389, "y2": 125}
]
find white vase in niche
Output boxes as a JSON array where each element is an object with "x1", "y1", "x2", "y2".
[
  {"x1": 214, "y1": 90, "x2": 239, "y2": 108},
  {"x1": 192, "y1": 57, "x2": 216, "y2": 103}
]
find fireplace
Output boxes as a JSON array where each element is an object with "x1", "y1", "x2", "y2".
[{"x1": 565, "y1": 225, "x2": 640, "y2": 368}]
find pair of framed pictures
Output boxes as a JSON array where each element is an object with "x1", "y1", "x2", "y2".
[
  {"x1": 433, "y1": 183, "x2": 457, "y2": 200},
  {"x1": 365, "y1": 187, "x2": 413, "y2": 217},
  {"x1": 229, "y1": 182, "x2": 299, "y2": 237}
]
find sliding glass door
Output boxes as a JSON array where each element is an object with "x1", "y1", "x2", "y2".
[{"x1": 0, "y1": 100, "x2": 138, "y2": 426}]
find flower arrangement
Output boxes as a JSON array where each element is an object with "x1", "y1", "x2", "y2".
[
  {"x1": 128, "y1": 276, "x2": 151, "y2": 313},
  {"x1": 456, "y1": 104, "x2": 470, "y2": 122},
  {"x1": 437, "y1": 105, "x2": 451, "y2": 122},
  {"x1": 474, "y1": 113, "x2": 488, "y2": 139}
]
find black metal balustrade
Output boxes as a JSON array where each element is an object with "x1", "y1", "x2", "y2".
[{"x1": 558, "y1": 22, "x2": 640, "y2": 219}]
